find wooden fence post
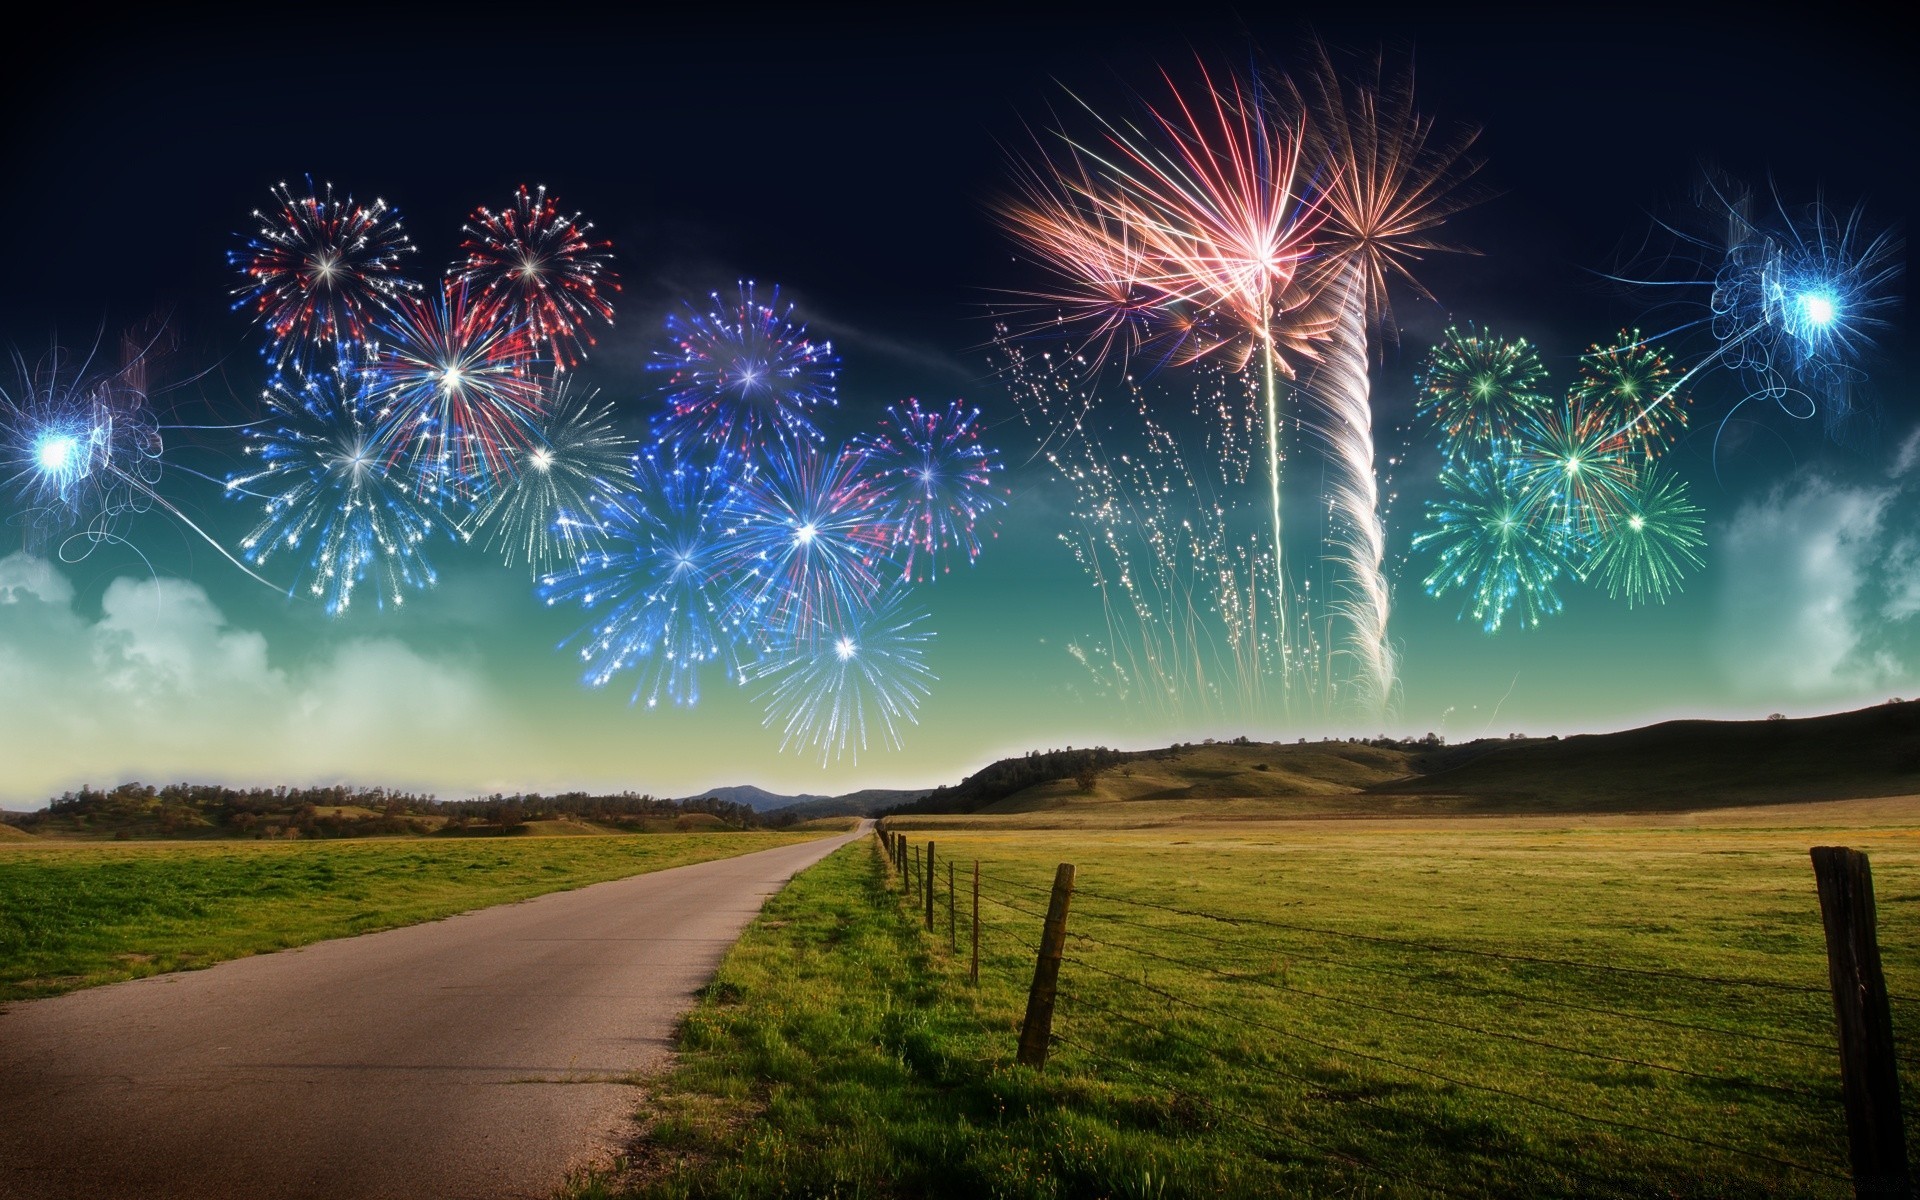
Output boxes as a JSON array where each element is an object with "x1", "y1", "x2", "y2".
[
  {"x1": 1812, "y1": 846, "x2": 1911, "y2": 1200},
  {"x1": 948, "y1": 860, "x2": 957, "y2": 952},
  {"x1": 925, "y1": 842, "x2": 936, "y2": 931},
  {"x1": 971, "y1": 860, "x2": 980, "y2": 985},
  {"x1": 1017, "y1": 863, "x2": 1076, "y2": 1068}
]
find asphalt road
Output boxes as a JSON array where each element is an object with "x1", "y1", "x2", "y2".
[{"x1": 0, "y1": 822, "x2": 870, "y2": 1200}]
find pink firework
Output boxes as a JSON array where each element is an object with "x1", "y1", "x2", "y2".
[
  {"x1": 367, "y1": 283, "x2": 543, "y2": 492},
  {"x1": 230, "y1": 179, "x2": 417, "y2": 367},
  {"x1": 455, "y1": 185, "x2": 619, "y2": 370},
  {"x1": 859, "y1": 399, "x2": 1006, "y2": 581}
]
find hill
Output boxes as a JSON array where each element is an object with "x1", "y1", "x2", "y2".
[{"x1": 887, "y1": 701, "x2": 1920, "y2": 820}]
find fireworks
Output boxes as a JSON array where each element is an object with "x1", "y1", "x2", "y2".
[
  {"x1": 1000, "y1": 61, "x2": 1330, "y2": 696},
  {"x1": 366, "y1": 283, "x2": 543, "y2": 489},
  {"x1": 455, "y1": 185, "x2": 618, "y2": 371},
  {"x1": 541, "y1": 447, "x2": 753, "y2": 709},
  {"x1": 1413, "y1": 324, "x2": 1706, "y2": 630},
  {"x1": 229, "y1": 369, "x2": 442, "y2": 614},
  {"x1": 1295, "y1": 44, "x2": 1481, "y2": 716},
  {"x1": 1613, "y1": 173, "x2": 1902, "y2": 449},
  {"x1": 749, "y1": 582, "x2": 935, "y2": 765},
  {"x1": 1413, "y1": 459, "x2": 1567, "y2": 634},
  {"x1": 230, "y1": 180, "x2": 417, "y2": 369},
  {"x1": 1415, "y1": 326, "x2": 1550, "y2": 461},
  {"x1": 1572, "y1": 331, "x2": 1688, "y2": 458},
  {"x1": 1585, "y1": 467, "x2": 1705, "y2": 607},
  {"x1": 1, "y1": 351, "x2": 115, "y2": 529},
  {"x1": 651, "y1": 283, "x2": 839, "y2": 451},
  {"x1": 462, "y1": 382, "x2": 632, "y2": 577},
  {"x1": 858, "y1": 399, "x2": 1005, "y2": 580},
  {"x1": 1514, "y1": 395, "x2": 1639, "y2": 540},
  {"x1": 728, "y1": 439, "x2": 895, "y2": 645}
]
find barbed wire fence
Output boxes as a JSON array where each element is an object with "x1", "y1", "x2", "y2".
[{"x1": 871, "y1": 824, "x2": 1910, "y2": 1198}]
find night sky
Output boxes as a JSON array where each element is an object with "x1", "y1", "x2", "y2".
[{"x1": 1, "y1": 5, "x2": 1911, "y2": 805}]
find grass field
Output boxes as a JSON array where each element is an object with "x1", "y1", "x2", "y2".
[
  {"x1": 0, "y1": 831, "x2": 817, "y2": 1003},
  {"x1": 581, "y1": 801, "x2": 1920, "y2": 1198}
]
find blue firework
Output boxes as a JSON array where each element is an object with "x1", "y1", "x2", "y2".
[
  {"x1": 540, "y1": 447, "x2": 753, "y2": 709},
  {"x1": 650, "y1": 282, "x2": 839, "y2": 451},
  {"x1": 749, "y1": 581, "x2": 936, "y2": 765},
  {"x1": 229, "y1": 367, "x2": 443, "y2": 615},
  {"x1": 858, "y1": 398, "x2": 1006, "y2": 581},
  {"x1": 1413, "y1": 458, "x2": 1570, "y2": 634},
  {"x1": 728, "y1": 438, "x2": 895, "y2": 646}
]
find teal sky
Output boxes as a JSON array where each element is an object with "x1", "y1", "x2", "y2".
[{"x1": 1, "y1": 11, "x2": 1912, "y2": 807}]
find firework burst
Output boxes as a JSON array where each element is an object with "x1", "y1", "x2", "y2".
[
  {"x1": 651, "y1": 283, "x2": 839, "y2": 451},
  {"x1": 462, "y1": 382, "x2": 632, "y2": 577},
  {"x1": 728, "y1": 439, "x2": 895, "y2": 644},
  {"x1": 1415, "y1": 326, "x2": 1550, "y2": 461},
  {"x1": 749, "y1": 582, "x2": 935, "y2": 765},
  {"x1": 540, "y1": 447, "x2": 753, "y2": 709},
  {"x1": 455, "y1": 185, "x2": 618, "y2": 371},
  {"x1": 1585, "y1": 466, "x2": 1705, "y2": 607},
  {"x1": 858, "y1": 399, "x2": 1006, "y2": 581},
  {"x1": 1000, "y1": 60, "x2": 1329, "y2": 692},
  {"x1": 367, "y1": 283, "x2": 542, "y2": 490},
  {"x1": 229, "y1": 369, "x2": 442, "y2": 614},
  {"x1": 1515, "y1": 395, "x2": 1639, "y2": 540},
  {"x1": 1414, "y1": 459, "x2": 1568, "y2": 633},
  {"x1": 230, "y1": 179, "x2": 417, "y2": 369},
  {"x1": 1573, "y1": 331, "x2": 1688, "y2": 459}
]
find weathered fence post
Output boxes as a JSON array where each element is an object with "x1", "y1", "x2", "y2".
[
  {"x1": 925, "y1": 841, "x2": 936, "y2": 931},
  {"x1": 1812, "y1": 846, "x2": 1911, "y2": 1200},
  {"x1": 910, "y1": 843, "x2": 919, "y2": 896},
  {"x1": 971, "y1": 860, "x2": 980, "y2": 985},
  {"x1": 1017, "y1": 863, "x2": 1076, "y2": 1068},
  {"x1": 948, "y1": 860, "x2": 957, "y2": 952}
]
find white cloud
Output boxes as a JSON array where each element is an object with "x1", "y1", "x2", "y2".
[
  {"x1": 1716, "y1": 452, "x2": 1920, "y2": 699},
  {"x1": 0, "y1": 553, "x2": 524, "y2": 803}
]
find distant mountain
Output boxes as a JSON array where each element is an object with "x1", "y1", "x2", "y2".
[
  {"x1": 673, "y1": 785, "x2": 932, "y2": 817},
  {"x1": 674, "y1": 785, "x2": 833, "y2": 812}
]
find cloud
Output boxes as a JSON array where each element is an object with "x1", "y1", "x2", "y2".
[
  {"x1": 0, "y1": 553, "x2": 523, "y2": 803},
  {"x1": 1716, "y1": 433, "x2": 1920, "y2": 700}
]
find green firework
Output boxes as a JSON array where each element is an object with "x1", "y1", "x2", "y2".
[
  {"x1": 1585, "y1": 466, "x2": 1706, "y2": 606},
  {"x1": 1416, "y1": 325, "x2": 1550, "y2": 462}
]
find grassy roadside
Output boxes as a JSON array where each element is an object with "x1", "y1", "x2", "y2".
[
  {"x1": 574, "y1": 818, "x2": 1920, "y2": 1198},
  {"x1": 571, "y1": 836, "x2": 1326, "y2": 1199},
  {"x1": 0, "y1": 832, "x2": 817, "y2": 1002}
]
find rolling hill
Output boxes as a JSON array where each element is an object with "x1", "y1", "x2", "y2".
[{"x1": 888, "y1": 700, "x2": 1920, "y2": 819}]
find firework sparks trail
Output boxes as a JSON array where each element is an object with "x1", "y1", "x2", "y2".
[
  {"x1": 228, "y1": 368, "x2": 441, "y2": 614},
  {"x1": 454, "y1": 185, "x2": 619, "y2": 371},
  {"x1": 749, "y1": 581, "x2": 935, "y2": 765},
  {"x1": 858, "y1": 398, "x2": 1006, "y2": 581},
  {"x1": 1309, "y1": 265, "x2": 1396, "y2": 713},
  {"x1": 997, "y1": 333, "x2": 1320, "y2": 722},
  {"x1": 651, "y1": 282, "x2": 839, "y2": 452},
  {"x1": 1294, "y1": 45, "x2": 1480, "y2": 716},
  {"x1": 230, "y1": 179, "x2": 417, "y2": 371},
  {"x1": 1415, "y1": 326, "x2": 1551, "y2": 464},
  {"x1": 461, "y1": 381, "x2": 632, "y2": 577}
]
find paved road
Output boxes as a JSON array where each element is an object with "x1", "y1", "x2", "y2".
[{"x1": 0, "y1": 823, "x2": 870, "y2": 1200}]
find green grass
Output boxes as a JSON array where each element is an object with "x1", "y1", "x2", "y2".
[
  {"x1": 0, "y1": 831, "x2": 817, "y2": 1002},
  {"x1": 582, "y1": 816, "x2": 1920, "y2": 1198}
]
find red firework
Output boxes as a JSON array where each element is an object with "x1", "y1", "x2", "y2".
[{"x1": 455, "y1": 185, "x2": 619, "y2": 371}]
